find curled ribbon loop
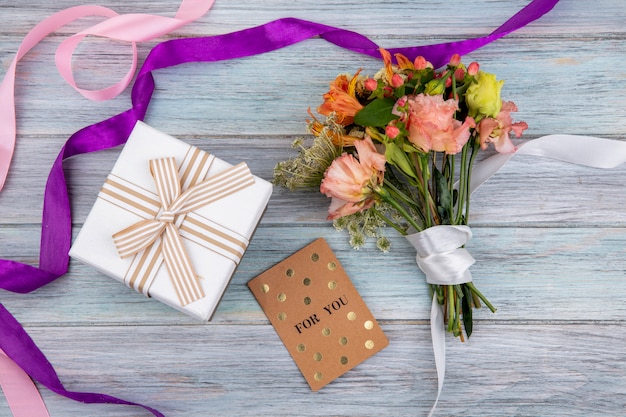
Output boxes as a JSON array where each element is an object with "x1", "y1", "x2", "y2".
[
  {"x1": 112, "y1": 157, "x2": 255, "y2": 306},
  {"x1": 55, "y1": 0, "x2": 216, "y2": 101},
  {"x1": 0, "y1": 0, "x2": 215, "y2": 191}
]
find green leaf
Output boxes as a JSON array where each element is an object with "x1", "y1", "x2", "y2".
[
  {"x1": 434, "y1": 166, "x2": 452, "y2": 223},
  {"x1": 394, "y1": 85, "x2": 406, "y2": 99},
  {"x1": 402, "y1": 142, "x2": 420, "y2": 154},
  {"x1": 384, "y1": 142, "x2": 418, "y2": 182},
  {"x1": 354, "y1": 98, "x2": 398, "y2": 127},
  {"x1": 462, "y1": 284, "x2": 474, "y2": 338}
]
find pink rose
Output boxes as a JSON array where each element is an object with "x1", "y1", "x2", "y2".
[
  {"x1": 406, "y1": 94, "x2": 475, "y2": 154},
  {"x1": 467, "y1": 62, "x2": 480, "y2": 76},
  {"x1": 391, "y1": 74, "x2": 404, "y2": 88},
  {"x1": 385, "y1": 125, "x2": 400, "y2": 139},
  {"x1": 477, "y1": 101, "x2": 528, "y2": 153},
  {"x1": 413, "y1": 56, "x2": 428, "y2": 70},
  {"x1": 364, "y1": 78, "x2": 378, "y2": 91},
  {"x1": 320, "y1": 136, "x2": 386, "y2": 220}
]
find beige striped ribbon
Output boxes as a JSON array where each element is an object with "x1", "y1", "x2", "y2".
[{"x1": 104, "y1": 153, "x2": 255, "y2": 306}]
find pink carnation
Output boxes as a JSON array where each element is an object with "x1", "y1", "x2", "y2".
[
  {"x1": 320, "y1": 136, "x2": 386, "y2": 220},
  {"x1": 477, "y1": 101, "x2": 528, "y2": 153},
  {"x1": 406, "y1": 94, "x2": 475, "y2": 154}
]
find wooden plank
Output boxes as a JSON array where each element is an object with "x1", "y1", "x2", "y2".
[
  {"x1": 0, "y1": 0, "x2": 623, "y2": 36},
  {"x1": 2, "y1": 140, "x2": 626, "y2": 226},
  {"x1": 3, "y1": 225, "x2": 626, "y2": 326},
  {"x1": 1, "y1": 36, "x2": 625, "y2": 138},
  {"x1": 7, "y1": 323, "x2": 624, "y2": 417}
]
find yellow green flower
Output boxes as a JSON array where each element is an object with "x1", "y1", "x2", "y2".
[{"x1": 465, "y1": 71, "x2": 504, "y2": 119}]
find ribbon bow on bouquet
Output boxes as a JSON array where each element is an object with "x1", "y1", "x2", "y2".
[{"x1": 275, "y1": 50, "x2": 508, "y2": 340}]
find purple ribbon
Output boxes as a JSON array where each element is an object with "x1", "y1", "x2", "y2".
[
  {"x1": 0, "y1": 1, "x2": 559, "y2": 415},
  {"x1": 0, "y1": 304, "x2": 165, "y2": 417}
]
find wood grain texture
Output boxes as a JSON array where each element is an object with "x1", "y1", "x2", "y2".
[
  {"x1": 1, "y1": 0, "x2": 626, "y2": 416},
  {"x1": 6, "y1": 324, "x2": 626, "y2": 417}
]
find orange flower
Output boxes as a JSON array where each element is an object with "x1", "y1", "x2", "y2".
[
  {"x1": 320, "y1": 136, "x2": 386, "y2": 220},
  {"x1": 306, "y1": 110, "x2": 358, "y2": 147},
  {"x1": 317, "y1": 71, "x2": 363, "y2": 125},
  {"x1": 394, "y1": 52, "x2": 414, "y2": 70},
  {"x1": 380, "y1": 48, "x2": 395, "y2": 83},
  {"x1": 381, "y1": 48, "x2": 430, "y2": 72}
]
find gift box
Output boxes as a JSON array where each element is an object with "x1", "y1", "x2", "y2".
[{"x1": 70, "y1": 121, "x2": 273, "y2": 321}]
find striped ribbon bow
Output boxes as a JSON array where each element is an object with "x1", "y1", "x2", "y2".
[{"x1": 112, "y1": 157, "x2": 255, "y2": 306}]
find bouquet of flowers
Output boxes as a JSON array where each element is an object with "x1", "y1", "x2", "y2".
[{"x1": 274, "y1": 49, "x2": 528, "y2": 340}]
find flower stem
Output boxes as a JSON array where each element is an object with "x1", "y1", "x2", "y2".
[
  {"x1": 376, "y1": 186, "x2": 422, "y2": 233},
  {"x1": 463, "y1": 139, "x2": 480, "y2": 223},
  {"x1": 447, "y1": 285, "x2": 454, "y2": 333},
  {"x1": 371, "y1": 207, "x2": 407, "y2": 236},
  {"x1": 465, "y1": 281, "x2": 497, "y2": 313},
  {"x1": 444, "y1": 153, "x2": 455, "y2": 217},
  {"x1": 422, "y1": 158, "x2": 433, "y2": 228},
  {"x1": 384, "y1": 181, "x2": 420, "y2": 209},
  {"x1": 455, "y1": 143, "x2": 469, "y2": 224}
]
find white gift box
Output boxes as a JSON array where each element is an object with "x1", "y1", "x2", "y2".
[{"x1": 70, "y1": 121, "x2": 273, "y2": 320}]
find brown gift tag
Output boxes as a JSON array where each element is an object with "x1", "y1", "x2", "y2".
[{"x1": 248, "y1": 238, "x2": 388, "y2": 391}]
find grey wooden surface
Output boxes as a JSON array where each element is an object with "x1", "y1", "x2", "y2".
[{"x1": 1, "y1": 0, "x2": 626, "y2": 416}]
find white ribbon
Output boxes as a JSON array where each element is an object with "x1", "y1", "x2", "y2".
[
  {"x1": 406, "y1": 225, "x2": 474, "y2": 286},
  {"x1": 470, "y1": 134, "x2": 626, "y2": 193},
  {"x1": 407, "y1": 134, "x2": 626, "y2": 416},
  {"x1": 405, "y1": 225, "x2": 474, "y2": 417}
]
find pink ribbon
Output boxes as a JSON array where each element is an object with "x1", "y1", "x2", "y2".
[
  {"x1": 0, "y1": 350, "x2": 49, "y2": 417},
  {"x1": 0, "y1": 3, "x2": 214, "y2": 415},
  {"x1": 0, "y1": 0, "x2": 215, "y2": 191}
]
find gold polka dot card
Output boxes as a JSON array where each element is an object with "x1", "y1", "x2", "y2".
[{"x1": 247, "y1": 238, "x2": 388, "y2": 391}]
